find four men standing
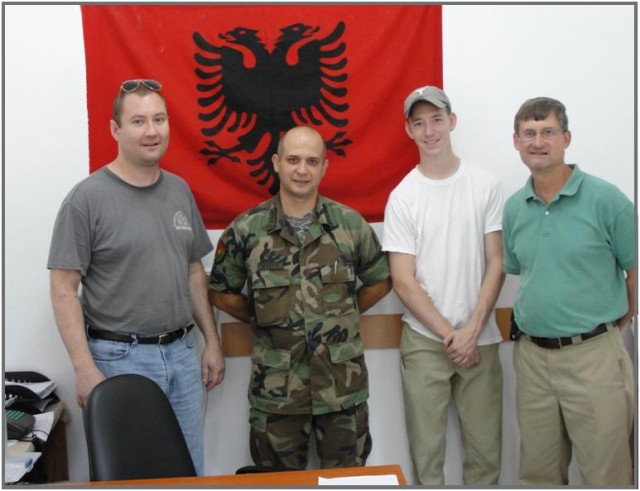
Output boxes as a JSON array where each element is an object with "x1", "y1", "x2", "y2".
[{"x1": 48, "y1": 80, "x2": 634, "y2": 485}]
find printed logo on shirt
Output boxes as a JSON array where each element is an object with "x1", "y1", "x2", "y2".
[{"x1": 173, "y1": 211, "x2": 193, "y2": 231}]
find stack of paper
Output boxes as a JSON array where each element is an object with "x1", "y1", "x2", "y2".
[
  {"x1": 4, "y1": 452, "x2": 41, "y2": 484},
  {"x1": 318, "y1": 474, "x2": 400, "y2": 486},
  {"x1": 5, "y1": 380, "x2": 57, "y2": 399}
]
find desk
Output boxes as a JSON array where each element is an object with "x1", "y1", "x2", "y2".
[
  {"x1": 6, "y1": 401, "x2": 69, "y2": 483},
  {"x1": 73, "y1": 464, "x2": 407, "y2": 486}
]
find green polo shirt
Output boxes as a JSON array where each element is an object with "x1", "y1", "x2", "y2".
[{"x1": 503, "y1": 164, "x2": 634, "y2": 337}]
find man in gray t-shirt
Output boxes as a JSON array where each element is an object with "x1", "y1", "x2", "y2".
[{"x1": 47, "y1": 79, "x2": 225, "y2": 475}]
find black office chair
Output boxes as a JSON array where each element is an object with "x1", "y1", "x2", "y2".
[{"x1": 85, "y1": 373, "x2": 196, "y2": 481}]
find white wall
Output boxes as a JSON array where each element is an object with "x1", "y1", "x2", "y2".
[{"x1": 3, "y1": 4, "x2": 635, "y2": 485}]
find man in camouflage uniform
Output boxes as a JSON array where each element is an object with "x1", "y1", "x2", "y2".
[{"x1": 209, "y1": 126, "x2": 391, "y2": 469}]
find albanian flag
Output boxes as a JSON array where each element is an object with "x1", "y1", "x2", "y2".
[{"x1": 81, "y1": 5, "x2": 442, "y2": 229}]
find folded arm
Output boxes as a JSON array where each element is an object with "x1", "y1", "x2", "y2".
[
  {"x1": 357, "y1": 277, "x2": 392, "y2": 313},
  {"x1": 209, "y1": 290, "x2": 252, "y2": 324}
]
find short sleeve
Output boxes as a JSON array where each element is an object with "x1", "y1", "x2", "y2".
[
  {"x1": 610, "y1": 200, "x2": 635, "y2": 271},
  {"x1": 355, "y1": 220, "x2": 390, "y2": 286},
  {"x1": 47, "y1": 200, "x2": 92, "y2": 275},
  {"x1": 484, "y1": 179, "x2": 505, "y2": 234},
  {"x1": 382, "y1": 192, "x2": 416, "y2": 255},
  {"x1": 209, "y1": 224, "x2": 247, "y2": 294},
  {"x1": 501, "y1": 200, "x2": 520, "y2": 275},
  {"x1": 188, "y1": 191, "x2": 214, "y2": 262}
]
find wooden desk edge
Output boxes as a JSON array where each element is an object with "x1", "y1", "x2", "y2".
[{"x1": 65, "y1": 464, "x2": 407, "y2": 486}]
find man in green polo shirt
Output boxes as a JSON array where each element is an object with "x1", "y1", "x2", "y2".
[{"x1": 503, "y1": 97, "x2": 634, "y2": 485}]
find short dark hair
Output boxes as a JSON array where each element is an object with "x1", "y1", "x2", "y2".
[
  {"x1": 514, "y1": 97, "x2": 569, "y2": 134},
  {"x1": 112, "y1": 84, "x2": 166, "y2": 127}
]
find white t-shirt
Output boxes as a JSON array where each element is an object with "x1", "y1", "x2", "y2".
[{"x1": 382, "y1": 160, "x2": 504, "y2": 345}]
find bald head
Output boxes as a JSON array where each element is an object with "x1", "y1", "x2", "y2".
[
  {"x1": 272, "y1": 126, "x2": 329, "y2": 212},
  {"x1": 277, "y1": 126, "x2": 327, "y2": 159}
]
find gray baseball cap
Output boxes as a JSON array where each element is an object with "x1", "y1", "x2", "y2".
[{"x1": 403, "y1": 85, "x2": 451, "y2": 117}]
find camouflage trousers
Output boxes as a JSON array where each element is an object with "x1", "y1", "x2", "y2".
[{"x1": 249, "y1": 403, "x2": 372, "y2": 469}]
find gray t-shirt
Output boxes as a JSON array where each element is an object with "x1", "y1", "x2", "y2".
[{"x1": 47, "y1": 167, "x2": 213, "y2": 335}]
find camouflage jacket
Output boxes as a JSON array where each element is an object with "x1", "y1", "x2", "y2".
[{"x1": 210, "y1": 195, "x2": 390, "y2": 415}]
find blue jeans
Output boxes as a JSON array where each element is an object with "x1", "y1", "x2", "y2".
[{"x1": 87, "y1": 330, "x2": 205, "y2": 475}]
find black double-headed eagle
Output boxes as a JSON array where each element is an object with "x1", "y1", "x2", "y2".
[{"x1": 193, "y1": 22, "x2": 351, "y2": 194}]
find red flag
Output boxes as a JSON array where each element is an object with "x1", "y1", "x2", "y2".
[{"x1": 81, "y1": 5, "x2": 442, "y2": 229}]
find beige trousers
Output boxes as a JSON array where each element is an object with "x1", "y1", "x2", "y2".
[
  {"x1": 400, "y1": 324, "x2": 503, "y2": 485},
  {"x1": 514, "y1": 326, "x2": 634, "y2": 485}
]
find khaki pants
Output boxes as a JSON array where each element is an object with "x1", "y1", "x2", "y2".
[
  {"x1": 400, "y1": 324, "x2": 503, "y2": 485},
  {"x1": 514, "y1": 326, "x2": 634, "y2": 485}
]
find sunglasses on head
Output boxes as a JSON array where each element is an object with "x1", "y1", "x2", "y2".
[{"x1": 120, "y1": 79, "x2": 162, "y2": 93}]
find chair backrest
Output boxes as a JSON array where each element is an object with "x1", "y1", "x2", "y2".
[{"x1": 86, "y1": 373, "x2": 196, "y2": 481}]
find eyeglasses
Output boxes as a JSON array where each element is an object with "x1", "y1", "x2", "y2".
[
  {"x1": 120, "y1": 79, "x2": 162, "y2": 93},
  {"x1": 518, "y1": 128, "x2": 565, "y2": 142}
]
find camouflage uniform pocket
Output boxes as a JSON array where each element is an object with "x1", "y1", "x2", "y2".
[
  {"x1": 250, "y1": 344, "x2": 292, "y2": 402},
  {"x1": 328, "y1": 337, "x2": 368, "y2": 397},
  {"x1": 321, "y1": 263, "x2": 357, "y2": 317},
  {"x1": 251, "y1": 269, "x2": 291, "y2": 327}
]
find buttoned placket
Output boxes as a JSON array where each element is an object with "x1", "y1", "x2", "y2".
[{"x1": 540, "y1": 201, "x2": 554, "y2": 238}]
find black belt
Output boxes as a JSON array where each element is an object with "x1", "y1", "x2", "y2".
[
  {"x1": 524, "y1": 322, "x2": 614, "y2": 350},
  {"x1": 87, "y1": 324, "x2": 194, "y2": 345}
]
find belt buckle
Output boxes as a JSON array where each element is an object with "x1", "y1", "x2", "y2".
[{"x1": 157, "y1": 332, "x2": 170, "y2": 344}]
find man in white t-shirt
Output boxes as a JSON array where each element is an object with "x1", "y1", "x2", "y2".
[{"x1": 382, "y1": 86, "x2": 505, "y2": 485}]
